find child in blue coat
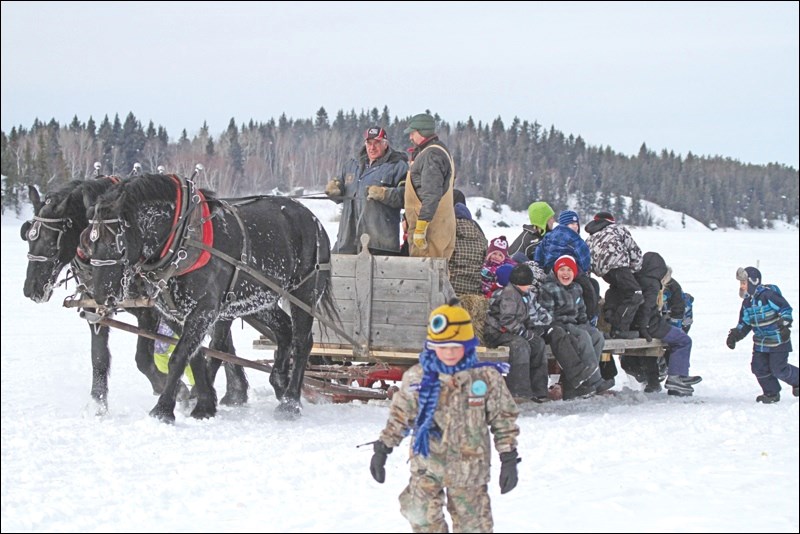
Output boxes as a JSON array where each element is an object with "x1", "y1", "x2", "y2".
[{"x1": 726, "y1": 266, "x2": 799, "y2": 403}]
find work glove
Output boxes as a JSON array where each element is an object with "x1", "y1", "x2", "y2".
[
  {"x1": 325, "y1": 179, "x2": 342, "y2": 197},
  {"x1": 412, "y1": 220, "x2": 429, "y2": 251},
  {"x1": 369, "y1": 441, "x2": 393, "y2": 483},
  {"x1": 499, "y1": 450, "x2": 520, "y2": 494},
  {"x1": 726, "y1": 328, "x2": 743, "y2": 350},
  {"x1": 367, "y1": 185, "x2": 387, "y2": 202}
]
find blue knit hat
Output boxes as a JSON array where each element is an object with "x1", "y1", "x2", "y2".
[
  {"x1": 558, "y1": 210, "x2": 579, "y2": 226},
  {"x1": 495, "y1": 263, "x2": 514, "y2": 287}
]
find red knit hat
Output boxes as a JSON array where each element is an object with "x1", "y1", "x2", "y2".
[{"x1": 553, "y1": 255, "x2": 578, "y2": 276}]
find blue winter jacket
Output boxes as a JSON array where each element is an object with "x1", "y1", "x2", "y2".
[
  {"x1": 734, "y1": 285, "x2": 793, "y2": 352},
  {"x1": 533, "y1": 225, "x2": 592, "y2": 275}
]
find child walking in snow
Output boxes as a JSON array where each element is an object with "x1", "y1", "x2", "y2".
[
  {"x1": 726, "y1": 266, "x2": 798, "y2": 403},
  {"x1": 369, "y1": 299, "x2": 520, "y2": 532}
]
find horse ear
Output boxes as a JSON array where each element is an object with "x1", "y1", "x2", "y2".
[{"x1": 28, "y1": 185, "x2": 41, "y2": 214}]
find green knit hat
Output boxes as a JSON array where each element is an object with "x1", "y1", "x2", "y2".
[
  {"x1": 528, "y1": 201, "x2": 555, "y2": 232},
  {"x1": 403, "y1": 113, "x2": 436, "y2": 136}
]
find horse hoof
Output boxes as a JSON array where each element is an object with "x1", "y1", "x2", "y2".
[
  {"x1": 220, "y1": 391, "x2": 248, "y2": 406},
  {"x1": 274, "y1": 400, "x2": 302, "y2": 421},
  {"x1": 190, "y1": 405, "x2": 217, "y2": 419},
  {"x1": 149, "y1": 406, "x2": 176, "y2": 424}
]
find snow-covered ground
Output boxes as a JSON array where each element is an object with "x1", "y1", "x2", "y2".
[{"x1": 2, "y1": 197, "x2": 798, "y2": 533}]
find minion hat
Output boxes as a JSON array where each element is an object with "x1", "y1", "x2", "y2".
[{"x1": 426, "y1": 298, "x2": 479, "y2": 350}]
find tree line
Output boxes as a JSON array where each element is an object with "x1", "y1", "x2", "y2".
[{"x1": 2, "y1": 106, "x2": 797, "y2": 229}]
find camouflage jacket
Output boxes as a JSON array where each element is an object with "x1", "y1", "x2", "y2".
[
  {"x1": 378, "y1": 364, "x2": 520, "y2": 487},
  {"x1": 584, "y1": 222, "x2": 643, "y2": 277}
]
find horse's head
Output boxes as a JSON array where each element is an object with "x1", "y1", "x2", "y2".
[
  {"x1": 22, "y1": 182, "x2": 87, "y2": 302},
  {"x1": 85, "y1": 174, "x2": 176, "y2": 308}
]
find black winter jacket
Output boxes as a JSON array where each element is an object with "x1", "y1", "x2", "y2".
[{"x1": 633, "y1": 252, "x2": 672, "y2": 339}]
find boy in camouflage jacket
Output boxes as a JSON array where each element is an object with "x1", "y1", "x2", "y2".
[{"x1": 369, "y1": 299, "x2": 520, "y2": 533}]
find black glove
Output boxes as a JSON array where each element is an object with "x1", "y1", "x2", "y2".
[
  {"x1": 726, "y1": 328, "x2": 742, "y2": 350},
  {"x1": 639, "y1": 326, "x2": 653, "y2": 343},
  {"x1": 541, "y1": 326, "x2": 554, "y2": 344},
  {"x1": 499, "y1": 450, "x2": 521, "y2": 494},
  {"x1": 779, "y1": 320, "x2": 792, "y2": 343},
  {"x1": 369, "y1": 441, "x2": 392, "y2": 483}
]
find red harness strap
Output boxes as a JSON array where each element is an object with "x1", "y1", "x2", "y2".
[
  {"x1": 159, "y1": 175, "x2": 213, "y2": 275},
  {"x1": 181, "y1": 196, "x2": 213, "y2": 275}
]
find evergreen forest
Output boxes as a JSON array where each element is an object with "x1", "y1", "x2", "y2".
[{"x1": 2, "y1": 106, "x2": 797, "y2": 229}]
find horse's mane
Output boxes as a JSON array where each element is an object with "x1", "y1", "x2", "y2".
[{"x1": 96, "y1": 173, "x2": 217, "y2": 219}]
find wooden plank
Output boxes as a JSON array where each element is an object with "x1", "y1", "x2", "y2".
[
  {"x1": 353, "y1": 245, "x2": 374, "y2": 349},
  {"x1": 370, "y1": 254, "x2": 448, "y2": 281},
  {"x1": 329, "y1": 278, "x2": 436, "y2": 302},
  {"x1": 313, "y1": 321, "x2": 428, "y2": 349},
  {"x1": 316, "y1": 300, "x2": 433, "y2": 329}
]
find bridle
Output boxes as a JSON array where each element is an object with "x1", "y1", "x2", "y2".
[{"x1": 23, "y1": 215, "x2": 74, "y2": 263}]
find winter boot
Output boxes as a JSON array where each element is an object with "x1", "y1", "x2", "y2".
[
  {"x1": 564, "y1": 379, "x2": 596, "y2": 401},
  {"x1": 665, "y1": 375, "x2": 694, "y2": 396},
  {"x1": 794, "y1": 385, "x2": 799, "y2": 397},
  {"x1": 756, "y1": 393, "x2": 780, "y2": 404},
  {"x1": 677, "y1": 375, "x2": 702, "y2": 386},
  {"x1": 644, "y1": 376, "x2": 662, "y2": 393},
  {"x1": 594, "y1": 377, "x2": 615, "y2": 394}
]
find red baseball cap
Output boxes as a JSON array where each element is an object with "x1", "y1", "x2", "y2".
[{"x1": 364, "y1": 126, "x2": 388, "y2": 140}]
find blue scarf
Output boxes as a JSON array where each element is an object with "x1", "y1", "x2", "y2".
[{"x1": 412, "y1": 345, "x2": 510, "y2": 457}]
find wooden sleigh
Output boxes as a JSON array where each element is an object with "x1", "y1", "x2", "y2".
[{"x1": 253, "y1": 235, "x2": 666, "y2": 402}]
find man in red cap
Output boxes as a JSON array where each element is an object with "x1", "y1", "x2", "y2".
[{"x1": 325, "y1": 126, "x2": 408, "y2": 255}]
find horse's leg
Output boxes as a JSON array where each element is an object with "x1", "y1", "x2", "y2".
[
  {"x1": 88, "y1": 317, "x2": 111, "y2": 415},
  {"x1": 276, "y1": 305, "x2": 314, "y2": 420},
  {"x1": 130, "y1": 308, "x2": 166, "y2": 395},
  {"x1": 150, "y1": 315, "x2": 215, "y2": 422},
  {"x1": 248, "y1": 309, "x2": 292, "y2": 401},
  {"x1": 208, "y1": 320, "x2": 249, "y2": 406}
]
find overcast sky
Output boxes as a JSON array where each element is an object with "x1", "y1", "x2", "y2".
[{"x1": 2, "y1": 1, "x2": 798, "y2": 168}]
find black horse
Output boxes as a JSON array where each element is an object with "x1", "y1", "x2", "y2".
[
  {"x1": 20, "y1": 178, "x2": 248, "y2": 414},
  {"x1": 84, "y1": 173, "x2": 336, "y2": 422}
]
